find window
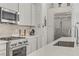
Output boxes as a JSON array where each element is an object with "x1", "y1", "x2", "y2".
[{"x1": 67, "y1": 3, "x2": 70, "y2": 6}]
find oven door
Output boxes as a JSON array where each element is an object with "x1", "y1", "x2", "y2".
[{"x1": 11, "y1": 46, "x2": 26, "y2": 56}]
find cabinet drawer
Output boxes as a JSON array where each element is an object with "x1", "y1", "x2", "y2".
[
  {"x1": 0, "y1": 51, "x2": 6, "y2": 56},
  {"x1": 0, "y1": 44, "x2": 6, "y2": 50}
]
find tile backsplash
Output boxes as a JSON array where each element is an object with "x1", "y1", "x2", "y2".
[
  {"x1": 13, "y1": 26, "x2": 32, "y2": 36},
  {"x1": 0, "y1": 24, "x2": 33, "y2": 37}
]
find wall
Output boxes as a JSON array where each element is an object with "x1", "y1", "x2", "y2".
[
  {"x1": 0, "y1": 24, "x2": 33, "y2": 37},
  {"x1": 0, "y1": 24, "x2": 17, "y2": 37}
]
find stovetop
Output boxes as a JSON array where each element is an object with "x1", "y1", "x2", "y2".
[{"x1": 0, "y1": 36, "x2": 26, "y2": 41}]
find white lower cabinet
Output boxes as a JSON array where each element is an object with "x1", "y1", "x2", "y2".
[
  {"x1": 27, "y1": 38, "x2": 37, "y2": 55},
  {"x1": 37, "y1": 36, "x2": 42, "y2": 49},
  {"x1": 31, "y1": 38, "x2": 37, "y2": 52},
  {"x1": 0, "y1": 44, "x2": 6, "y2": 56},
  {"x1": 0, "y1": 50, "x2": 6, "y2": 56},
  {"x1": 27, "y1": 39, "x2": 32, "y2": 55}
]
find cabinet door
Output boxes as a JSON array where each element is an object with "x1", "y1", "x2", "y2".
[
  {"x1": 47, "y1": 9, "x2": 54, "y2": 44},
  {"x1": 27, "y1": 44, "x2": 32, "y2": 55},
  {"x1": 31, "y1": 38, "x2": 37, "y2": 52},
  {"x1": 27, "y1": 38, "x2": 37, "y2": 55},
  {"x1": 0, "y1": 44, "x2": 6, "y2": 56},
  {"x1": 18, "y1": 3, "x2": 32, "y2": 25},
  {"x1": 31, "y1": 4, "x2": 36, "y2": 26},
  {"x1": 0, "y1": 51, "x2": 6, "y2": 56},
  {"x1": 37, "y1": 36, "x2": 42, "y2": 49},
  {"x1": 0, "y1": 3, "x2": 18, "y2": 11},
  {"x1": 27, "y1": 39, "x2": 32, "y2": 55},
  {"x1": 41, "y1": 27, "x2": 47, "y2": 47}
]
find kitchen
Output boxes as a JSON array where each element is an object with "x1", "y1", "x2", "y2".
[{"x1": 0, "y1": 3, "x2": 79, "y2": 56}]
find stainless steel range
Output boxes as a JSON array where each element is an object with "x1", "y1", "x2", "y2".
[{"x1": 0, "y1": 36, "x2": 28, "y2": 56}]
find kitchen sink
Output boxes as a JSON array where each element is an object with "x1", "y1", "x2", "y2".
[{"x1": 53, "y1": 41, "x2": 74, "y2": 47}]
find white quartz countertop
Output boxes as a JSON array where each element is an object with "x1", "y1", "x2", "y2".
[
  {"x1": 12, "y1": 35, "x2": 39, "y2": 39},
  {"x1": 0, "y1": 35, "x2": 38, "y2": 44},
  {"x1": 0, "y1": 35, "x2": 39, "y2": 39},
  {"x1": 28, "y1": 37, "x2": 79, "y2": 56}
]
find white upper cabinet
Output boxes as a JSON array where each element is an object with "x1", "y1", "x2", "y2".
[
  {"x1": 18, "y1": 3, "x2": 32, "y2": 25},
  {"x1": 0, "y1": 3, "x2": 18, "y2": 11},
  {"x1": 31, "y1": 4, "x2": 36, "y2": 26},
  {"x1": 31, "y1": 3, "x2": 41, "y2": 26}
]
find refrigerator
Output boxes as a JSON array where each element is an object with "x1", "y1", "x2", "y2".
[{"x1": 54, "y1": 12, "x2": 71, "y2": 40}]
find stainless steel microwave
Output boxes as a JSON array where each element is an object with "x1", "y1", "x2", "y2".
[{"x1": 0, "y1": 7, "x2": 19, "y2": 24}]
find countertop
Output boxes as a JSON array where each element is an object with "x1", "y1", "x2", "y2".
[
  {"x1": 25, "y1": 35, "x2": 39, "y2": 39},
  {"x1": 0, "y1": 35, "x2": 39, "y2": 39},
  {"x1": 0, "y1": 35, "x2": 38, "y2": 47},
  {"x1": 28, "y1": 37, "x2": 79, "y2": 56}
]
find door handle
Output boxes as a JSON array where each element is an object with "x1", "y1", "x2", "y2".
[
  {"x1": 69, "y1": 29, "x2": 71, "y2": 36},
  {"x1": 75, "y1": 26, "x2": 79, "y2": 46}
]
